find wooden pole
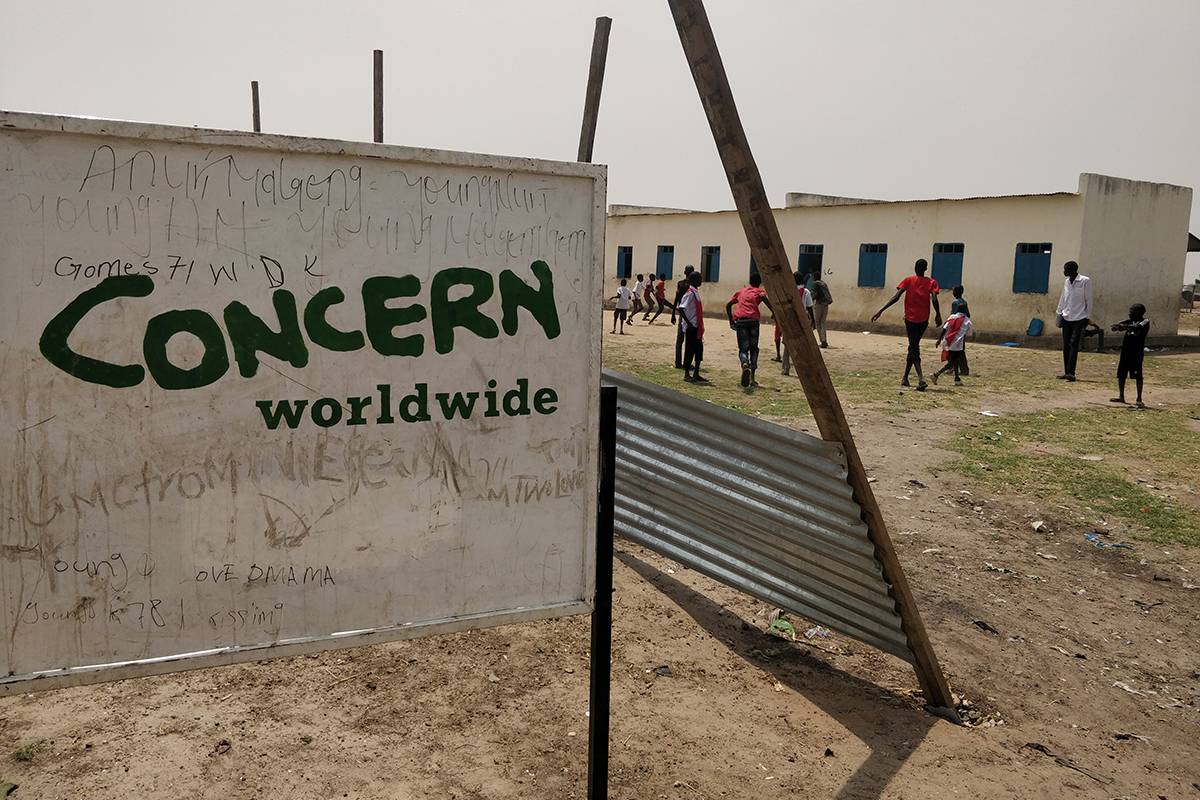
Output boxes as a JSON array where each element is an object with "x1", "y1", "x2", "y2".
[
  {"x1": 577, "y1": 17, "x2": 613, "y2": 163},
  {"x1": 251, "y1": 81, "x2": 261, "y2": 133},
  {"x1": 665, "y1": 0, "x2": 957, "y2": 714},
  {"x1": 373, "y1": 49, "x2": 384, "y2": 143}
]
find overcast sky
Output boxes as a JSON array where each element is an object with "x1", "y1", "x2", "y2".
[{"x1": 3, "y1": 0, "x2": 1197, "y2": 279}]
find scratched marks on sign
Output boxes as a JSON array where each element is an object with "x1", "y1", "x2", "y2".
[{"x1": 6, "y1": 143, "x2": 589, "y2": 292}]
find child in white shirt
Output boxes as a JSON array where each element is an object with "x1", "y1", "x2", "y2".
[
  {"x1": 930, "y1": 312, "x2": 973, "y2": 386},
  {"x1": 611, "y1": 279, "x2": 632, "y2": 334}
]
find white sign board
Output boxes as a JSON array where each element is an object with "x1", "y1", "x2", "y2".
[{"x1": 0, "y1": 112, "x2": 604, "y2": 692}]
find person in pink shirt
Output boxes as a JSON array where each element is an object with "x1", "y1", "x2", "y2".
[
  {"x1": 725, "y1": 273, "x2": 774, "y2": 387},
  {"x1": 872, "y1": 258, "x2": 942, "y2": 390}
]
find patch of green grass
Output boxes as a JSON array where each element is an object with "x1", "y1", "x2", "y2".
[
  {"x1": 604, "y1": 336, "x2": 1200, "y2": 546},
  {"x1": 12, "y1": 740, "x2": 47, "y2": 762},
  {"x1": 939, "y1": 409, "x2": 1200, "y2": 546},
  {"x1": 1147, "y1": 359, "x2": 1200, "y2": 389},
  {"x1": 603, "y1": 344, "x2": 815, "y2": 420}
]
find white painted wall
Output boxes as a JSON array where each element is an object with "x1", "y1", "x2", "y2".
[
  {"x1": 1077, "y1": 173, "x2": 1193, "y2": 334},
  {"x1": 605, "y1": 173, "x2": 1193, "y2": 337}
]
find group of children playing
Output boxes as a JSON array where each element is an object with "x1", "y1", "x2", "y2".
[
  {"x1": 613, "y1": 276, "x2": 1153, "y2": 405},
  {"x1": 610, "y1": 273, "x2": 673, "y2": 334}
]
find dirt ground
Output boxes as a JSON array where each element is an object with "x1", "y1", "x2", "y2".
[{"x1": 2, "y1": 313, "x2": 1198, "y2": 800}]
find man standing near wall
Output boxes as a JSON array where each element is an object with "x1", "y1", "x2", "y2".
[
  {"x1": 808, "y1": 270, "x2": 833, "y2": 348},
  {"x1": 1055, "y1": 260, "x2": 1093, "y2": 382},
  {"x1": 872, "y1": 259, "x2": 941, "y2": 390},
  {"x1": 671, "y1": 265, "x2": 696, "y2": 368},
  {"x1": 678, "y1": 271, "x2": 708, "y2": 383}
]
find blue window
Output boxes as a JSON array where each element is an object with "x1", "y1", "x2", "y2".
[
  {"x1": 797, "y1": 244, "x2": 824, "y2": 279},
  {"x1": 1013, "y1": 242, "x2": 1052, "y2": 294},
  {"x1": 656, "y1": 245, "x2": 675, "y2": 280},
  {"x1": 749, "y1": 253, "x2": 758, "y2": 279},
  {"x1": 616, "y1": 246, "x2": 632, "y2": 279},
  {"x1": 931, "y1": 243, "x2": 964, "y2": 288},
  {"x1": 701, "y1": 246, "x2": 720, "y2": 283},
  {"x1": 858, "y1": 243, "x2": 887, "y2": 287}
]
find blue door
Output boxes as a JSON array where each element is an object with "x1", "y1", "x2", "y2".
[
  {"x1": 701, "y1": 246, "x2": 720, "y2": 282},
  {"x1": 797, "y1": 244, "x2": 824, "y2": 279},
  {"x1": 857, "y1": 243, "x2": 887, "y2": 287},
  {"x1": 1013, "y1": 243, "x2": 1052, "y2": 293},
  {"x1": 616, "y1": 246, "x2": 633, "y2": 279},
  {"x1": 931, "y1": 243, "x2": 964, "y2": 288},
  {"x1": 657, "y1": 245, "x2": 675, "y2": 280}
]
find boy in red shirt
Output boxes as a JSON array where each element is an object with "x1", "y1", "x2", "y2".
[
  {"x1": 725, "y1": 273, "x2": 774, "y2": 387},
  {"x1": 872, "y1": 259, "x2": 942, "y2": 390},
  {"x1": 649, "y1": 274, "x2": 673, "y2": 323}
]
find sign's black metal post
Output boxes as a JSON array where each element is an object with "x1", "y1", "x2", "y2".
[{"x1": 587, "y1": 386, "x2": 617, "y2": 800}]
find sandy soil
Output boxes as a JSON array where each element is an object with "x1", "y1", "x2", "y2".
[{"x1": 2, "y1": 315, "x2": 1198, "y2": 800}]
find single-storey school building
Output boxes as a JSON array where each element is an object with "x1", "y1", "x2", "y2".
[{"x1": 605, "y1": 173, "x2": 1194, "y2": 338}]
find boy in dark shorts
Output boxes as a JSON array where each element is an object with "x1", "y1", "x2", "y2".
[
  {"x1": 949, "y1": 284, "x2": 970, "y2": 376},
  {"x1": 930, "y1": 309, "x2": 972, "y2": 386},
  {"x1": 1110, "y1": 304, "x2": 1150, "y2": 407},
  {"x1": 611, "y1": 278, "x2": 632, "y2": 334}
]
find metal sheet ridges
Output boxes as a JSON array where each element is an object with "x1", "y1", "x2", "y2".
[{"x1": 602, "y1": 368, "x2": 912, "y2": 664}]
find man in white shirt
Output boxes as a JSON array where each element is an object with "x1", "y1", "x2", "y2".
[
  {"x1": 678, "y1": 272, "x2": 708, "y2": 383},
  {"x1": 781, "y1": 271, "x2": 816, "y2": 377},
  {"x1": 1055, "y1": 260, "x2": 1093, "y2": 381},
  {"x1": 630, "y1": 274, "x2": 646, "y2": 319}
]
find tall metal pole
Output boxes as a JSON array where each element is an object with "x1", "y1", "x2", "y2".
[
  {"x1": 587, "y1": 386, "x2": 616, "y2": 800},
  {"x1": 665, "y1": 0, "x2": 956, "y2": 714},
  {"x1": 577, "y1": 17, "x2": 613, "y2": 163},
  {"x1": 251, "y1": 81, "x2": 261, "y2": 133},
  {"x1": 373, "y1": 49, "x2": 384, "y2": 143}
]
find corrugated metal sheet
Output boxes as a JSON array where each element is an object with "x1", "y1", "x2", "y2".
[{"x1": 602, "y1": 368, "x2": 912, "y2": 664}]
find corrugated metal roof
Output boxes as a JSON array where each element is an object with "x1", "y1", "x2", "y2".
[
  {"x1": 608, "y1": 191, "x2": 1078, "y2": 217},
  {"x1": 602, "y1": 369, "x2": 912, "y2": 663}
]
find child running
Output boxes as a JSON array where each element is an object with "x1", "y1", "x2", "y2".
[
  {"x1": 649, "y1": 273, "x2": 673, "y2": 323},
  {"x1": 1110, "y1": 303, "x2": 1150, "y2": 407},
  {"x1": 611, "y1": 278, "x2": 632, "y2": 334},
  {"x1": 725, "y1": 272, "x2": 773, "y2": 387},
  {"x1": 641, "y1": 274, "x2": 657, "y2": 320},
  {"x1": 930, "y1": 309, "x2": 972, "y2": 386},
  {"x1": 630, "y1": 274, "x2": 646, "y2": 320}
]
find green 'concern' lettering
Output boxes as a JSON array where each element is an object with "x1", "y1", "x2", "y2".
[{"x1": 37, "y1": 261, "x2": 563, "y2": 390}]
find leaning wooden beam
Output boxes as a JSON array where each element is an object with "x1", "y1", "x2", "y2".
[
  {"x1": 665, "y1": 0, "x2": 957, "y2": 715},
  {"x1": 577, "y1": 17, "x2": 613, "y2": 164}
]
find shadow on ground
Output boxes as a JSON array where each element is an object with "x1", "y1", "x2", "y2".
[{"x1": 616, "y1": 546, "x2": 949, "y2": 800}]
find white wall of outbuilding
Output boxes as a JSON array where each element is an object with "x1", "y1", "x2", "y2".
[{"x1": 605, "y1": 173, "x2": 1192, "y2": 336}]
